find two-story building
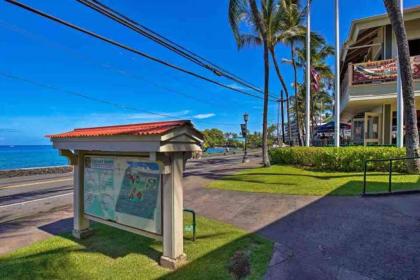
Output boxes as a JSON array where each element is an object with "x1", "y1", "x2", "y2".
[{"x1": 340, "y1": 5, "x2": 420, "y2": 146}]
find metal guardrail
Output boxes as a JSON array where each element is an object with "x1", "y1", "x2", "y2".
[
  {"x1": 183, "y1": 208, "x2": 196, "y2": 241},
  {"x1": 362, "y1": 156, "x2": 420, "y2": 196}
]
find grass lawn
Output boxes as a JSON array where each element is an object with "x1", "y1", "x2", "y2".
[
  {"x1": 0, "y1": 215, "x2": 272, "y2": 280},
  {"x1": 209, "y1": 165, "x2": 420, "y2": 196}
]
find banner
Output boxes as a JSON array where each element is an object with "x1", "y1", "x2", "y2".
[
  {"x1": 83, "y1": 156, "x2": 162, "y2": 235},
  {"x1": 353, "y1": 55, "x2": 420, "y2": 84}
]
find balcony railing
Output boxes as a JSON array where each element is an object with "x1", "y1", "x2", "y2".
[{"x1": 341, "y1": 55, "x2": 420, "y2": 98}]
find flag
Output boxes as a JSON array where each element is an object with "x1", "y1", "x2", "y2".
[{"x1": 311, "y1": 68, "x2": 320, "y2": 92}]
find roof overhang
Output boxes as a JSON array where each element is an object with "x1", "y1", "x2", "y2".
[
  {"x1": 49, "y1": 121, "x2": 204, "y2": 153},
  {"x1": 341, "y1": 5, "x2": 420, "y2": 62}
]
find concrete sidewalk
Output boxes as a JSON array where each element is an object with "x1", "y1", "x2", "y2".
[{"x1": 2, "y1": 153, "x2": 420, "y2": 279}]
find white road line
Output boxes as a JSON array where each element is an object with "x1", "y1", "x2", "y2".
[
  {"x1": 0, "y1": 192, "x2": 73, "y2": 208},
  {"x1": 0, "y1": 178, "x2": 73, "y2": 190}
]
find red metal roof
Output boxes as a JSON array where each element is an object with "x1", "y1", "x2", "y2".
[{"x1": 47, "y1": 120, "x2": 191, "y2": 138}]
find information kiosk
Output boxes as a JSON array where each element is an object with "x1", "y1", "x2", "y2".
[{"x1": 48, "y1": 120, "x2": 203, "y2": 269}]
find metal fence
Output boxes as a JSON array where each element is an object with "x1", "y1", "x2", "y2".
[{"x1": 362, "y1": 157, "x2": 420, "y2": 196}]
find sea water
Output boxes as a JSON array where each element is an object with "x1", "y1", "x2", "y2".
[{"x1": 0, "y1": 145, "x2": 67, "y2": 170}]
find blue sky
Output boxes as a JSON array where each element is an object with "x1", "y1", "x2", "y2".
[{"x1": 0, "y1": 0, "x2": 419, "y2": 145}]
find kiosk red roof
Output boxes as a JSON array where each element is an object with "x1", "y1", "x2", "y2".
[{"x1": 47, "y1": 120, "x2": 191, "y2": 138}]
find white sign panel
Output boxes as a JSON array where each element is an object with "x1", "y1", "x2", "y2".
[{"x1": 83, "y1": 156, "x2": 162, "y2": 235}]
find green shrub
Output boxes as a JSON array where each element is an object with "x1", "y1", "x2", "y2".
[{"x1": 269, "y1": 146, "x2": 407, "y2": 172}]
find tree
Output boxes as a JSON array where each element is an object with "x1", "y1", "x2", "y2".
[
  {"x1": 228, "y1": 0, "x2": 273, "y2": 167},
  {"x1": 383, "y1": 0, "x2": 420, "y2": 172},
  {"x1": 294, "y1": 36, "x2": 334, "y2": 138},
  {"x1": 271, "y1": 0, "x2": 305, "y2": 145},
  {"x1": 202, "y1": 128, "x2": 225, "y2": 148}
]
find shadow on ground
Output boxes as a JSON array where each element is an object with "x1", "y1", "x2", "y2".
[{"x1": 260, "y1": 182, "x2": 420, "y2": 279}]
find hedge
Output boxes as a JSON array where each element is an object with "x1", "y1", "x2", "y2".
[{"x1": 269, "y1": 146, "x2": 407, "y2": 172}]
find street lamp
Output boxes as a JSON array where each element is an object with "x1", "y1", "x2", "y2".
[{"x1": 241, "y1": 113, "x2": 249, "y2": 163}]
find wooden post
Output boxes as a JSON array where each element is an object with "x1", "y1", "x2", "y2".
[
  {"x1": 72, "y1": 151, "x2": 92, "y2": 239},
  {"x1": 160, "y1": 152, "x2": 186, "y2": 269}
]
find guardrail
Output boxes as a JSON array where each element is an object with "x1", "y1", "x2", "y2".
[{"x1": 362, "y1": 156, "x2": 420, "y2": 196}]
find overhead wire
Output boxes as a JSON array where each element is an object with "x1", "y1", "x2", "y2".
[
  {"x1": 78, "y1": 0, "x2": 271, "y2": 97},
  {"x1": 5, "y1": 0, "x2": 277, "y2": 102},
  {"x1": 0, "y1": 71, "x2": 256, "y2": 127}
]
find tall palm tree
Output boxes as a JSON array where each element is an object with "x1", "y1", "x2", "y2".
[
  {"x1": 383, "y1": 0, "x2": 420, "y2": 172},
  {"x1": 295, "y1": 37, "x2": 334, "y2": 138},
  {"x1": 271, "y1": 0, "x2": 305, "y2": 145},
  {"x1": 228, "y1": 0, "x2": 273, "y2": 166}
]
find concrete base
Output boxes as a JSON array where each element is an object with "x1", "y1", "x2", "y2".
[
  {"x1": 72, "y1": 228, "x2": 93, "y2": 239},
  {"x1": 160, "y1": 254, "x2": 187, "y2": 270}
]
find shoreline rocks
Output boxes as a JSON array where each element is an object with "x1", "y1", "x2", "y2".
[{"x1": 0, "y1": 166, "x2": 73, "y2": 178}]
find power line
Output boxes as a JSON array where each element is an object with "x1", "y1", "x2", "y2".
[
  {"x1": 6, "y1": 0, "x2": 277, "y2": 102},
  {"x1": 0, "y1": 71, "x2": 253, "y2": 127},
  {"x1": 77, "y1": 0, "x2": 268, "y2": 96},
  {"x1": 0, "y1": 19, "x2": 220, "y2": 107}
]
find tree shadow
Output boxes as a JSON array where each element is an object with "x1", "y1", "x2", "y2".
[{"x1": 259, "y1": 178, "x2": 420, "y2": 279}]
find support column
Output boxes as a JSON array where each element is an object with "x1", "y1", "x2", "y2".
[
  {"x1": 334, "y1": 0, "x2": 341, "y2": 147},
  {"x1": 305, "y1": 0, "x2": 311, "y2": 147},
  {"x1": 160, "y1": 152, "x2": 186, "y2": 269},
  {"x1": 72, "y1": 151, "x2": 92, "y2": 239}
]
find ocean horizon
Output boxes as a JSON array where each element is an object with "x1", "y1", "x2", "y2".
[
  {"x1": 0, "y1": 145, "x2": 68, "y2": 170},
  {"x1": 0, "y1": 145, "x2": 232, "y2": 170}
]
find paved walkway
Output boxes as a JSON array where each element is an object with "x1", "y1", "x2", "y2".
[{"x1": 1, "y1": 153, "x2": 420, "y2": 279}]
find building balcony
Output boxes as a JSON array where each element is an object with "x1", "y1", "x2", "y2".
[{"x1": 341, "y1": 55, "x2": 420, "y2": 111}]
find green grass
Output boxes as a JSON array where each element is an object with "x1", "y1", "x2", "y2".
[
  {"x1": 0, "y1": 215, "x2": 272, "y2": 280},
  {"x1": 209, "y1": 165, "x2": 420, "y2": 196}
]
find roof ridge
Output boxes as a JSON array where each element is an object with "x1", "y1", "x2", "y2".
[{"x1": 72, "y1": 120, "x2": 190, "y2": 131}]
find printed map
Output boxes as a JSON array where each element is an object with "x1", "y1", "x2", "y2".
[{"x1": 84, "y1": 156, "x2": 162, "y2": 234}]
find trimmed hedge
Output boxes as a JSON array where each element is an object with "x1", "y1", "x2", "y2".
[{"x1": 269, "y1": 146, "x2": 407, "y2": 172}]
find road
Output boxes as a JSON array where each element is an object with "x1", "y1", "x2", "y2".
[{"x1": 0, "y1": 152, "x2": 259, "y2": 223}]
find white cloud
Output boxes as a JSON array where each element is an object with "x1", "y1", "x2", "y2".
[
  {"x1": 193, "y1": 113, "x2": 216, "y2": 119},
  {"x1": 228, "y1": 83, "x2": 247, "y2": 91}
]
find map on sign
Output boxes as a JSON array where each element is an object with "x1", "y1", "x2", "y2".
[{"x1": 84, "y1": 156, "x2": 162, "y2": 235}]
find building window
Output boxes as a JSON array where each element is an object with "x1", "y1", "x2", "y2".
[{"x1": 409, "y1": 39, "x2": 420, "y2": 56}]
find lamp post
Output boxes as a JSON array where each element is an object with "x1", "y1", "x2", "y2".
[{"x1": 241, "y1": 113, "x2": 249, "y2": 163}]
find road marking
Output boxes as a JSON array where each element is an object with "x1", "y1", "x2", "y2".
[
  {"x1": 0, "y1": 192, "x2": 73, "y2": 208},
  {"x1": 0, "y1": 178, "x2": 73, "y2": 190}
]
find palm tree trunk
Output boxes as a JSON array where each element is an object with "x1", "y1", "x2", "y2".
[
  {"x1": 384, "y1": 0, "x2": 420, "y2": 173},
  {"x1": 270, "y1": 48, "x2": 292, "y2": 145},
  {"x1": 291, "y1": 41, "x2": 303, "y2": 146},
  {"x1": 262, "y1": 42, "x2": 271, "y2": 167}
]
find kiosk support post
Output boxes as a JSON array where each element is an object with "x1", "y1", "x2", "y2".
[
  {"x1": 160, "y1": 152, "x2": 186, "y2": 269},
  {"x1": 72, "y1": 152, "x2": 92, "y2": 239}
]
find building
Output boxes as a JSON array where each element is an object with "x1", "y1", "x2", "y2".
[{"x1": 340, "y1": 6, "x2": 420, "y2": 146}]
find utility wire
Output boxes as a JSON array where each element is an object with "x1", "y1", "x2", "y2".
[
  {"x1": 6, "y1": 0, "x2": 277, "y2": 102},
  {"x1": 0, "y1": 19, "x2": 220, "y2": 107},
  {"x1": 0, "y1": 70, "x2": 249, "y2": 126},
  {"x1": 77, "y1": 0, "x2": 268, "y2": 96}
]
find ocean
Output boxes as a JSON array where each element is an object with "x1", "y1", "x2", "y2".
[
  {"x1": 0, "y1": 145, "x2": 67, "y2": 170},
  {"x1": 0, "y1": 145, "x2": 235, "y2": 170}
]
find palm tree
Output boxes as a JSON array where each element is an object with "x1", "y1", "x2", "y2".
[
  {"x1": 383, "y1": 0, "x2": 420, "y2": 172},
  {"x1": 271, "y1": 0, "x2": 305, "y2": 145},
  {"x1": 294, "y1": 37, "x2": 334, "y2": 138},
  {"x1": 228, "y1": 0, "x2": 274, "y2": 167}
]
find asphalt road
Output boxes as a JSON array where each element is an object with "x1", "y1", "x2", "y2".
[{"x1": 0, "y1": 152, "x2": 258, "y2": 223}]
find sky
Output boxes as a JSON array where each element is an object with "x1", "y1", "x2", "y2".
[{"x1": 0, "y1": 0, "x2": 419, "y2": 145}]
